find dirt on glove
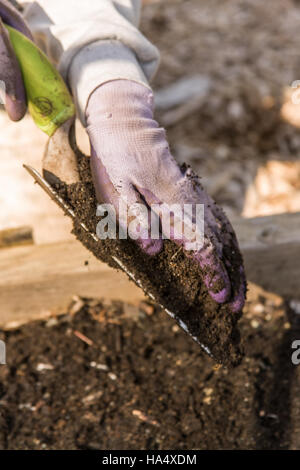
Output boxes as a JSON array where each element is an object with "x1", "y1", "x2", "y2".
[{"x1": 53, "y1": 147, "x2": 245, "y2": 368}]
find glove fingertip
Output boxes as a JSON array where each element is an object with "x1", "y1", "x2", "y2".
[
  {"x1": 208, "y1": 285, "x2": 231, "y2": 304},
  {"x1": 137, "y1": 238, "x2": 163, "y2": 256},
  {"x1": 205, "y1": 270, "x2": 231, "y2": 303},
  {"x1": 229, "y1": 268, "x2": 247, "y2": 314},
  {"x1": 5, "y1": 97, "x2": 27, "y2": 121},
  {"x1": 229, "y1": 290, "x2": 246, "y2": 314}
]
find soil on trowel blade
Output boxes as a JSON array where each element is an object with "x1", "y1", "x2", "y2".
[{"x1": 54, "y1": 149, "x2": 245, "y2": 367}]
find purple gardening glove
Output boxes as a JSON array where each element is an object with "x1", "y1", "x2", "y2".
[
  {"x1": 86, "y1": 80, "x2": 246, "y2": 313},
  {"x1": 0, "y1": 0, "x2": 33, "y2": 121}
]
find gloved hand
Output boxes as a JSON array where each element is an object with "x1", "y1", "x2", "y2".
[
  {"x1": 86, "y1": 79, "x2": 246, "y2": 313},
  {"x1": 0, "y1": 0, "x2": 33, "y2": 121}
]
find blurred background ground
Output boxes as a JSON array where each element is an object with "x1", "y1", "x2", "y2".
[
  {"x1": 141, "y1": 0, "x2": 300, "y2": 219},
  {"x1": 1, "y1": 0, "x2": 300, "y2": 450}
]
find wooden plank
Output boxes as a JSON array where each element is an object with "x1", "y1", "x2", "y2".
[
  {"x1": 0, "y1": 212, "x2": 299, "y2": 329},
  {"x1": 0, "y1": 240, "x2": 145, "y2": 329},
  {"x1": 233, "y1": 212, "x2": 300, "y2": 299}
]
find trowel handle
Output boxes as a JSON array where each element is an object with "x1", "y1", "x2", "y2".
[{"x1": 5, "y1": 24, "x2": 75, "y2": 137}]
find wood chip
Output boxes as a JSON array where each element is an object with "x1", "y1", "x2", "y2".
[
  {"x1": 139, "y1": 301, "x2": 155, "y2": 316},
  {"x1": 132, "y1": 409, "x2": 159, "y2": 427},
  {"x1": 82, "y1": 391, "x2": 103, "y2": 405},
  {"x1": 68, "y1": 296, "x2": 85, "y2": 316},
  {"x1": 36, "y1": 363, "x2": 54, "y2": 372},
  {"x1": 73, "y1": 330, "x2": 94, "y2": 346}
]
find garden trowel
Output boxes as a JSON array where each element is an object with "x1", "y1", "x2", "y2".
[{"x1": 6, "y1": 25, "x2": 243, "y2": 367}]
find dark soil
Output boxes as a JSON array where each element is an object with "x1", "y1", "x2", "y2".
[
  {"x1": 51, "y1": 141, "x2": 245, "y2": 368},
  {"x1": 0, "y1": 295, "x2": 299, "y2": 450}
]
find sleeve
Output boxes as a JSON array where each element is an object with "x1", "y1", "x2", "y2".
[{"x1": 19, "y1": 0, "x2": 160, "y2": 124}]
